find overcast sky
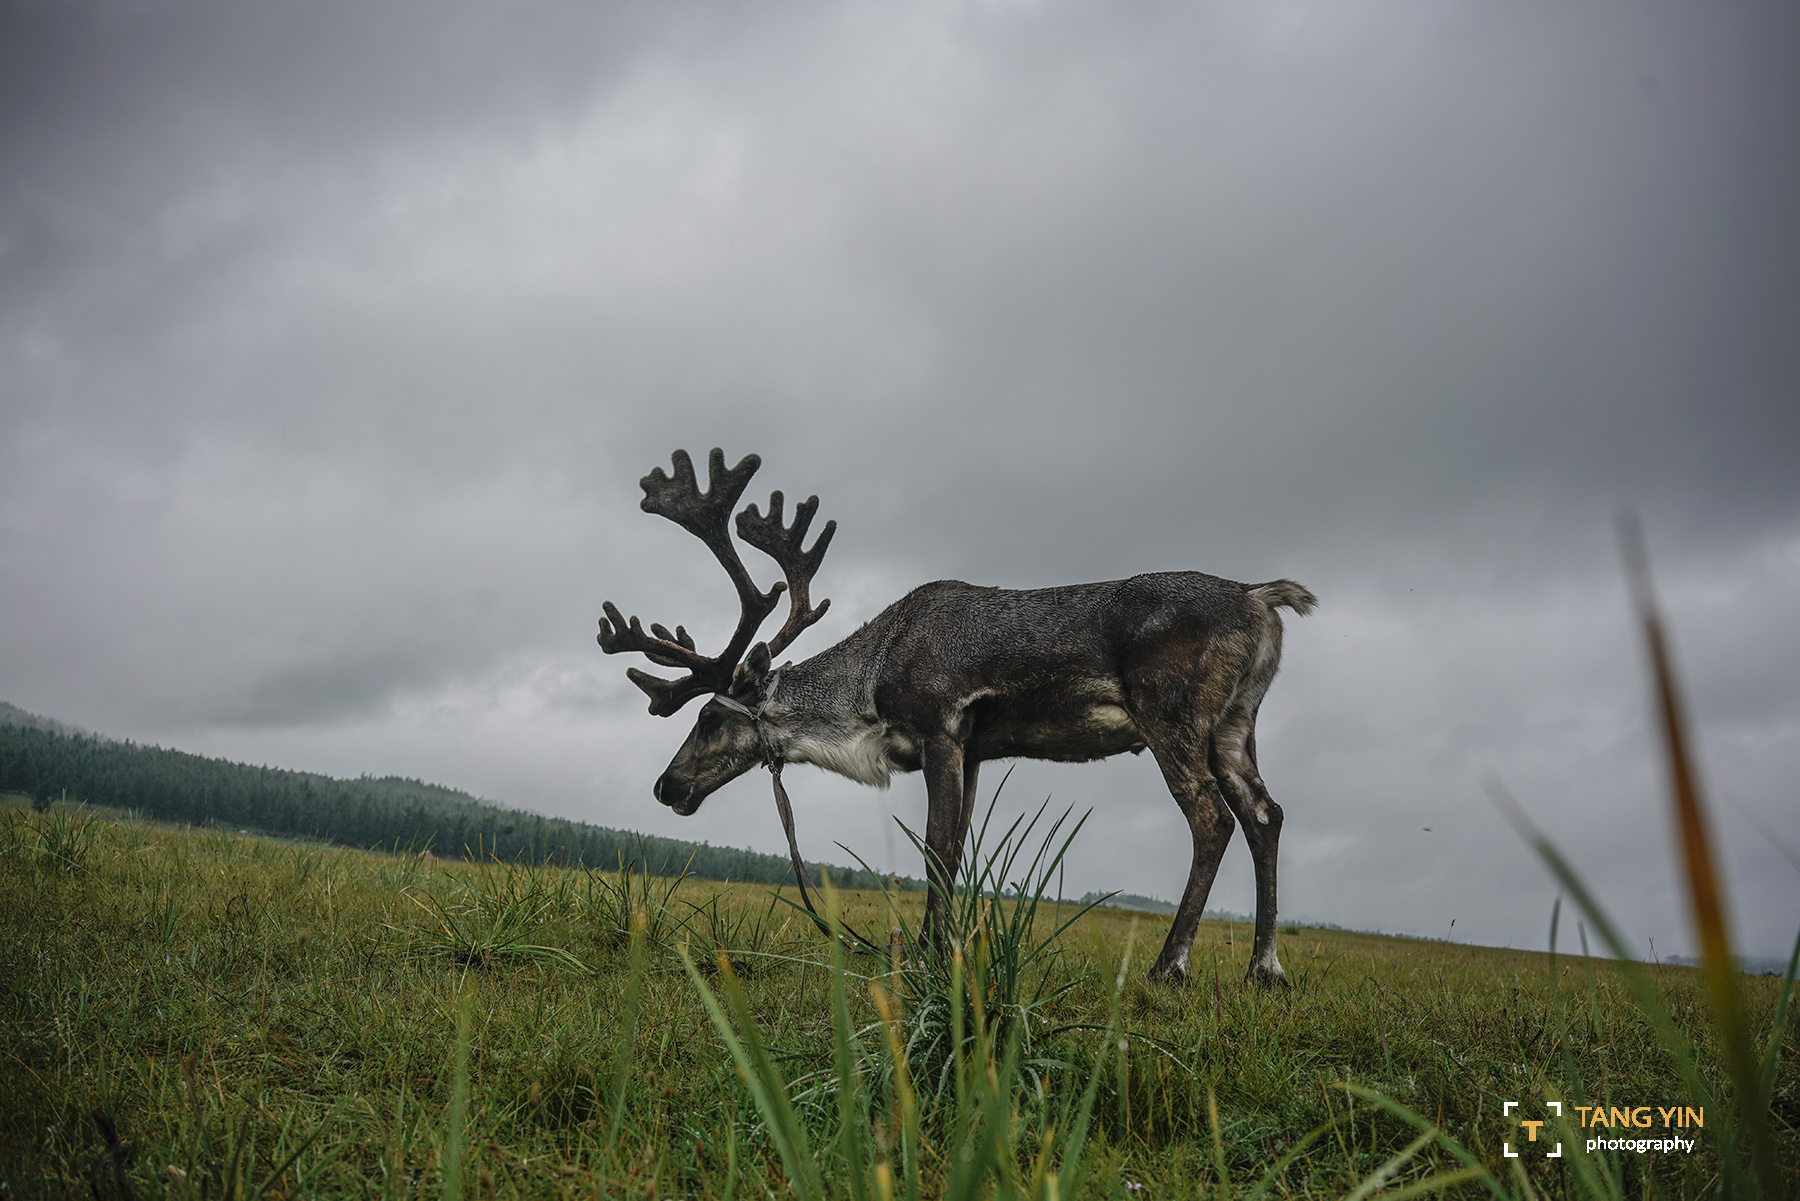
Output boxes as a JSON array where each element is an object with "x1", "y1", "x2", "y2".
[{"x1": 3, "y1": 0, "x2": 1796, "y2": 960}]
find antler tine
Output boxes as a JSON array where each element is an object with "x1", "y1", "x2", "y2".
[
  {"x1": 598, "y1": 448, "x2": 784, "y2": 715},
  {"x1": 640, "y1": 449, "x2": 756, "y2": 541},
  {"x1": 597, "y1": 602, "x2": 725, "y2": 717},
  {"x1": 596, "y1": 603, "x2": 713, "y2": 669},
  {"x1": 638, "y1": 448, "x2": 779, "y2": 620},
  {"x1": 624, "y1": 666, "x2": 713, "y2": 719},
  {"x1": 737, "y1": 489, "x2": 837, "y2": 658}
]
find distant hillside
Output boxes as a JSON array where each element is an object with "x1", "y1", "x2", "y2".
[
  {"x1": 0, "y1": 705, "x2": 914, "y2": 891},
  {"x1": 340, "y1": 773, "x2": 507, "y2": 811},
  {"x1": 1665, "y1": 953, "x2": 1795, "y2": 977},
  {"x1": 1079, "y1": 890, "x2": 1178, "y2": 915},
  {"x1": 1075, "y1": 890, "x2": 1254, "y2": 922},
  {"x1": 0, "y1": 701, "x2": 96, "y2": 740}
]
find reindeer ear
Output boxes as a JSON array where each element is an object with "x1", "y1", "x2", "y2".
[{"x1": 731, "y1": 643, "x2": 772, "y2": 696}]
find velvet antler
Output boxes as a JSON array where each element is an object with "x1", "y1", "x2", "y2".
[{"x1": 598, "y1": 448, "x2": 832, "y2": 715}]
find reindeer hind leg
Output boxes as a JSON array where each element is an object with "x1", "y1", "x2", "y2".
[
  {"x1": 1129, "y1": 626, "x2": 1267, "y2": 985},
  {"x1": 1132, "y1": 707, "x2": 1237, "y2": 985},
  {"x1": 1212, "y1": 702, "x2": 1287, "y2": 987}
]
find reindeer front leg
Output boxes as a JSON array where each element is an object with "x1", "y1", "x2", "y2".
[{"x1": 919, "y1": 735, "x2": 969, "y2": 949}]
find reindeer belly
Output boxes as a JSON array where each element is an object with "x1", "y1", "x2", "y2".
[{"x1": 971, "y1": 701, "x2": 1146, "y2": 763}]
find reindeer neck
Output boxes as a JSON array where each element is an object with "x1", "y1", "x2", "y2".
[
  {"x1": 754, "y1": 634, "x2": 904, "y2": 786},
  {"x1": 759, "y1": 644, "x2": 862, "y2": 730}
]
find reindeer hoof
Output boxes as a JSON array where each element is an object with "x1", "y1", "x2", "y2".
[
  {"x1": 1146, "y1": 960, "x2": 1189, "y2": 986},
  {"x1": 1244, "y1": 963, "x2": 1289, "y2": 989}
]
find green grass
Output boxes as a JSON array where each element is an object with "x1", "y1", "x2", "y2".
[{"x1": 2, "y1": 801, "x2": 1792, "y2": 1198}]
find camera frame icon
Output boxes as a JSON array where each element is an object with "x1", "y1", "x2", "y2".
[{"x1": 1502, "y1": 1100, "x2": 1563, "y2": 1158}]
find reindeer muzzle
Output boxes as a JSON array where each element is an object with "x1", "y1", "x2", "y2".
[{"x1": 654, "y1": 772, "x2": 704, "y2": 816}]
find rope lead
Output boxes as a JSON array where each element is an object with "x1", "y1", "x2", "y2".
[{"x1": 714, "y1": 691, "x2": 886, "y2": 955}]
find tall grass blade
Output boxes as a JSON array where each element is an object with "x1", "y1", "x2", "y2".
[
  {"x1": 1756, "y1": 928, "x2": 1800, "y2": 1141},
  {"x1": 1342, "y1": 1128, "x2": 1435, "y2": 1201},
  {"x1": 679, "y1": 945, "x2": 823, "y2": 1201},
  {"x1": 1620, "y1": 514, "x2": 1775, "y2": 1196},
  {"x1": 1050, "y1": 921, "x2": 1134, "y2": 1201},
  {"x1": 1208, "y1": 1085, "x2": 1231, "y2": 1194},
  {"x1": 868, "y1": 978, "x2": 922, "y2": 1201},
  {"x1": 1342, "y1": 1085, "x2": 1507, "y2": 1201},
  {"x1": 1373, "y1": 1165, "x2": 1495, "y2": 1200},
  {"x1": 605, "y1": 910, "x2": 647, "y2": 1155},
  {"x1": 820, "y1": 878, "x2": 870, "y2": 1201},
  {"x1": 1490, "y1": 787, "x2": 1719, "y2": 1119},
  {"x1": 443, "y1": 989, "x2": 471, "y2": 1201},
  {"x1": 1239, "y1": 1114, "x2": 1342, "y2": 1201},
  {"x1": 245, "y1": 1105, "x2": 342, "y2": 1201}
]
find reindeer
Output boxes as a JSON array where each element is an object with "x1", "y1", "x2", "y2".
[{"x1": 598, "y1": 448, "x2": 1315, "y2": 984}]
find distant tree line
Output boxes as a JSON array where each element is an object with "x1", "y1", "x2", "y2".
[
  {"x1": 0, "y1": 719, "x2": 916, "y2": 890},
  {"x1": 1076, "y1": 890, "x2": 1178, "y2": 915}
]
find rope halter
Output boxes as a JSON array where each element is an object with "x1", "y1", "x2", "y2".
[{"x1": 706, "y1": 681, "x2": 883, "y2": 954}]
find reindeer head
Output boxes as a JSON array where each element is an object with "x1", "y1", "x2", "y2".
[{"x1": 598, "y1": 448, "x2": 834, "y2": 814}]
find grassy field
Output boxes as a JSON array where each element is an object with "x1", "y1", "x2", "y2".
[{"x1": 1, "y1": 799, "x2": 1793, "y2": 1199}]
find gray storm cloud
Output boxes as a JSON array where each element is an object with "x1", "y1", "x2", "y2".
[{"x1": 2, "y1": 0, "x2": 1796, "y2": 957}]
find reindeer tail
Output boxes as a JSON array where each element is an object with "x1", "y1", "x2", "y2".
[{"x1": 1248, "y1": 579, "x2": 1318, "y2": 617}]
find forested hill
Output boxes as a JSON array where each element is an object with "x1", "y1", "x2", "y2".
[
  {"x1": 0, "y1": 712, "x2": 912, "y2": 890},
  {"x1": 0, "y1": 700, "x2": 93, "y2": 739}
]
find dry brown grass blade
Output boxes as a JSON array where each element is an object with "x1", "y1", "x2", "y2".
[{"x1": 1616, "y1": 512, "x2": 1774, "y2": 1194}]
